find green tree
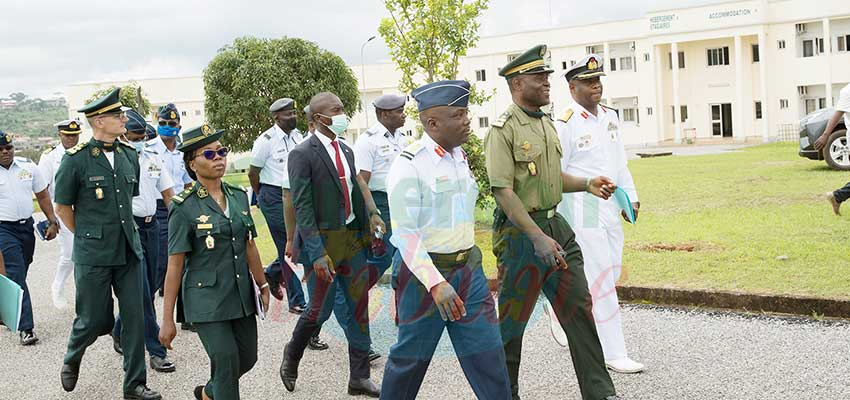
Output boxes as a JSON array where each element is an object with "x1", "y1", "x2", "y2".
[
  {"x1": 86, "y1": 81, "x2": 152, "y2": 117},
  {"x1": 379, "y1": 0, "x2": 493, "y2": 207},
  {"x1": 204, "y1": 36, "x2": 361, "y2": 152}
]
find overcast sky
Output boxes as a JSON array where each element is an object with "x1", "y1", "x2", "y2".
[{"x1": 0, "y1": 0, "x2": 726, "y2": 98}]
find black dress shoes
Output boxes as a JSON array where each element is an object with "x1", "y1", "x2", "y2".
[
  {"x1": 149, "y1": 355, "x2": 176, "y2": 373},
  {"x1": 60, "y1": 363, "x2": 80, "y2": 392},
  {"x1": 194, "y1": 385, "x2": 205, "y2": 400},
  {"x1": 279, "y1": 343, "x2": 299, "y2": 392},
  {"x1": 348, "y1": 378, "x2": 380, "y2": 397},
  {"x1": 124, "y1": 384, "x2": 162, "y2": 400},
  {"x1": 602, "y1": 396, "x2": 622, "y2": 400},
  {"x1": 368, "y1": 348, "x2": 381, "y2": 363},
  {"x1": 308, "y1": 334, "x2": 329, "y2": 351},
  {"x1": 180, "y1": 322, "x2": 197, "y2": 332},
  {"x1": 20, "y1": 330, "x2": 38, "y2": 346},
  {"x1": 289, "y1": 304, "x2": 306, "y2": 314}
]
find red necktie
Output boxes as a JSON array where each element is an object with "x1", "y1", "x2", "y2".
[{"x1": 331, "y1": 140, "x2": 351, "y2": 219}]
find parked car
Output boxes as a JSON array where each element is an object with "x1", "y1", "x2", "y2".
[{"x1": 798, "y1": 107, "x2": 850, "y2": 171}]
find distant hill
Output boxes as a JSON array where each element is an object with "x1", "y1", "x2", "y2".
[{"x1": 0, "y1": 94, "x2": 69, "y2": 137}]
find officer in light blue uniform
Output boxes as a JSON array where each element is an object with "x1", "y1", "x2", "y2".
[
  {"x1": 0, "y1": 130, "x2": 60, "y2": 345},
  {"x1": 111, "y1": 110, "x2": 177, "y2": 373},
  {"x1": 249, "y1": 97, "x2": 307, "y2": 314},
  {"x1": 147, "y1": 103, "x2": 193, "y2": 297},
  {"x1": 380, "y1": 81, "x2": 511, "y2": 399}
]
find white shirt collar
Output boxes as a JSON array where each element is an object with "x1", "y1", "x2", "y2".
[
  {"x1": 569, "y1": 99, "x2": 605, "y2": 121},
  {"x1": 314, "y1": 130, "x2": 338, "y2": 149},
  {"x1": 422, "y1": 133, "x2": 463, "y2": 166}
]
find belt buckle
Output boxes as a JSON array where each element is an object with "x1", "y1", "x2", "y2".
[
  {"x1": 145, "y1": 216, "x2": 153, "y2": 223},
  {"x1": 456, "y1": 250, "x2": 468, "y2": 262},
  {"x1": 547, "y1": 209, "x2": 555, "y2": 219}
]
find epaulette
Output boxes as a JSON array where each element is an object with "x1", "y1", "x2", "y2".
[
  {"x1": 143, "y1": 146, "x2": 159, "y2": 155},
  {"x1": 171, "y1": 187, "x2": 195, "y2": 205},
  {"x1": 42, "y1": 145, "x2": 57, "y2": 156},
  {"x1": 118, "y1": 141, "x2": 135, "y2": 151},
  {"x1": 491, "y1": 111, "x2": 512, "y2": 128},
  {"x1": 223, "y1": 181, "x2": 248, "y2": 194},
  {"x1": 558, "y1": 109, "x2": 574, "y2": 123},
  {"x1": 399, "y1": 141, "x2": 424, "y2": 161},
  {"x1": 14, "y1": 156, "x2": 34, "y2": 164},
  {"x1": 66, "y1": 142, "x2": 88, "y2": 155},
  {"x1": 263, "y1": 132, "x2": 272, "y2": 140}
]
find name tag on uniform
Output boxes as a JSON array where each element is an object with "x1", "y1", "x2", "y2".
[
  {"x1": 197, "y1": 223, "x2": 213, "y2": 230},
  {"x1": 577, "y1": 135, "x2": 593, "y2": 150},
  {"x1": 18, "y1": 170, "x2": 32, "y2": 181},
  {"x1": 435, "y1": 176, "x2": 454, "y2": 192},
  {"x1": 88, "y1": 176, "x2": 105, "y2": 182},
  {"x1": 147, "y1": 164, "x2": 161, "y2": 178}
]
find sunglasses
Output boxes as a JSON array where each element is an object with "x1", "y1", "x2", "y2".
[
  {"x1": 100, "y1": 112, "x2": 126, "y2": 120},
  {"x1": 195, "y1": 147, "x2": 229, "y2": 160},
  {"x1": 158, "y1": 120, "x2": 179, "y2": 127}
]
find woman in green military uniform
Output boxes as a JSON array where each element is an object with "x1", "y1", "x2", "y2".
[{"x1": 159, "y1": 124, "x2": 270, "y2": 400}]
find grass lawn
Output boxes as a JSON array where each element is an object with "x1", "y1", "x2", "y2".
[{"x1": 227, "y1": 143, "x2": 850, "y2": 300}]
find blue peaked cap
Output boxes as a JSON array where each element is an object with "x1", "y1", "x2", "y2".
[
  {"x1": 411, "y1": 80, "x2": 471, "y2": 112},
  {"x1": 124, "y1": 109, "x2": 147, "y2": 132}
]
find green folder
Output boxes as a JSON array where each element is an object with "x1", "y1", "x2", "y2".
[{"x1": 0, "y1": 274, "x2": 23, "y2": 331}]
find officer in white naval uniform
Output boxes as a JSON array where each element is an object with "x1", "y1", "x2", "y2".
[
  {"x1": 554, "y1": 55, "x2": 644, "y2": 374},
  {"x1": 38, "y1": 119, "x2": 82, "y2": 309}
]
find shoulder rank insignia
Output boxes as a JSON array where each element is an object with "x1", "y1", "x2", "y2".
[
  {"x1": 42, "y1": 145, "x2": 57, "y2": 156},
  {"x1": 491, "y1": 111, "x2": 512, "y2": 128},
  {"x1": 263, "y1": 132, "x2": 272, "y2": 140},
  {"x1": 558, "y1": 109, "x2": 574, "y2": 123},
  {"x1": 400, "y1": 141, "x2": 424, "y2": 161},
  {"x1": 66, "y1": 142, "x2": 87, "y2": 155},
  {"x1": 172, "y1": 188, "x2": 194, "y2": 205}
]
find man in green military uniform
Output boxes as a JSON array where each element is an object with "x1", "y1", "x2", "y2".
[
  {"x1": 484, "y1": 44, "x2": 621, "y2": 400},
  {"x1": 54, "y1": 88, "x2": 161, "y2": 400}
]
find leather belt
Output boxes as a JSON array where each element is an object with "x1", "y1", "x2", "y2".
[
  {"x1": 528, "y1": 208, "x2": 556, "y2": 220},
  {"x1": 0, "y1": 219, "x2": 29, "y2": 225}
]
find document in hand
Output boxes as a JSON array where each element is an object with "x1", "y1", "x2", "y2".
[
  {"x1": 253, "y1": 280, "x2": 265, "y2": 321},
  {"x1": 613, "y1": 187, "x2": 636, "y2": 224},
  {"x1": 0, "y1": 274, "x2": 23, "y2": 331}
]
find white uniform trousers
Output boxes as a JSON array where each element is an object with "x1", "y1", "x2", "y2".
[
  {"x1": 52, "y1": 218, "x2": 74, "y2": 294},
  {"x1": 560, "y1": 192, "x2": 628, "y2": 361}
]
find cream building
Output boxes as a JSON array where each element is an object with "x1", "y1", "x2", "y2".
[{"x1": 66, "y1": 0, "x2": 850, "y2": 147}]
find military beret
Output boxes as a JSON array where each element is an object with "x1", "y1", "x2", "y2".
[
  {"x1": 372, "y1": 94, "x2": 406, "y2": 110},
  {"x1": 158, "y1": 103, "x2": 180, "y2": 121},
  {"x1": 411, "y1": 80, "x2": 471, "y2": 112},
  {"x1": 124, "y1": 109, "x2": 148, "y2": 133},
  {"x1": 79, "y1": 88, "x2": 124, "y2": 117},
  {"x1": 499, "y1": 44, "x2": 554, "y2": 79},
  {"x1": 178, "y1": 123, "x2": 224, "y2": 153},
  {"x1": 270, "y1": 98, "x2": 296, "y2": 113},
  {"x1": 565, "y1": 54, "x2": 606, "y2": 81},
  {"x1": 54, "y1": 119, "x2": 82, "y2": 135},
  {"x1": 0, "y1": 130, "x2": 11, "y2": 146}
]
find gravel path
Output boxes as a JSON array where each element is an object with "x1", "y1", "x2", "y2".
[{"x1": 2, "y1": 233, "x2": 849, "y2": 399}]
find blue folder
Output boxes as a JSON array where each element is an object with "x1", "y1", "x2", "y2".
[
  {"x1": 0, "y1": 274, "x2": 23, "y2": 331},
  {"x1": 613, "y1": 187, "x2": 636, "y2": 224}
]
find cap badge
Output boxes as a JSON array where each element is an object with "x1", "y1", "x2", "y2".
[
  {"x1": 587, "y1": 58, "x2": 598, "y2": 70},
  {"x1": 170, "y1": 111, "x2": 177, "y2": 119},
  {"x1": 69, "y1": 122, "x2": 78, "y2": 129},
  {"x1": 201, "y1": 124, "x2": 213, "y2": 136}
]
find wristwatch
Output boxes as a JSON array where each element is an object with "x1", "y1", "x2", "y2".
[{"x1": 369, "y1": 208, "x2": 382, "y2": 218}]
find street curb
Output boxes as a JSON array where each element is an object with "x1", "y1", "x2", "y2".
[
  {"x1": 615, "y1": 285, "x2": 850, "y2": 319},
  {"x1": 377, "y1": 276, "x2": 850, "y2": 319}
]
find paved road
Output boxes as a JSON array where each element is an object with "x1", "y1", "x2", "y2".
[
  {"x1": 625, "y1": 143, "x2": 755, "y2": 160},
  {"x1": 2, "y1": 231, "x2": 849, "y2": 399}
]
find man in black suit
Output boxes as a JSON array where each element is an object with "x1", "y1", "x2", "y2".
[{"x1": 280, "y1": 92, "x2": 385, "y2": 397}]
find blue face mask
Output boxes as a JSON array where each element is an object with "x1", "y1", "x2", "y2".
[
  {"x1": 130, "y1": 141, "x2": 145, "y2": 153},
  {"x1": 317, "y1": 113, "x2": 350, "y2": 135},
  {"x1": 158, "y1": 125, "x2": 180, "y2": 137}
]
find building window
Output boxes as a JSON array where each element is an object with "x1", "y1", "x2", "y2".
[
  {"x1": 610, "y1": 58, "x2": 617, "y2": 71},
  {"x1": 668, "y1": 51, "x2": 685, "y2": 69},
  {"x1": 620, "y1": 57, "x2": 634, "y2": 71},
  {"x1": 816, "y1": 38, "x2": 825, "y2": 54},
  {"x1": 805, "y1": 99, "x2": 817, "y2": 114},
  {"x1": 838, "y1": 35, "x2": 850, "y2": 52},
  {"x1": 561, "y1": 61, "x2": 568, "y2": 70},
  {"x1": 819, "y1": 97, "x2": 827, "y2": 109},
  {"x1": 479, "y1": 117, "x2": 489, "y2": 128},
  {"x1": 646, "y1": 107, "x2": 653, "y2": 116},
  {"x1": 195, "y1": 110, "x2": 202, "y2": 116},
  {"x1": 622, "y1": 108, "x2": 637, "y2": 122},
  {"x1": 755, "y1": 101, "x2": 762, "y2": 119},
  {"x1": 570, "y1": 60, "x2": 576, "y2": 66},
  {"x1": 752, "y1": 44, "x2": 760, "y2": 63},
  {"x1": 707, "y1": 47, "x2": 730, "y2": 66},
  {"x1": 778, "y1": 40, "x2": 786, "y2": 49},
  {"x1": 586, "y1": 45, "x2": 603, "y2": 54},
  {"x1": 475, "y1": 69, "x2": 486, "y2": 82},
  {"x1": 181, "y1": 111, "x2": 187, "y2": 117},
  {"x1": 803, "y1": 40, "x2": 814, "y2": 57},
  {"x1": 644, "y1": 53, "x2": 650, "y2": 62},
  {"x1": 680, "y1": 105, "x2": 688, "y2": 122},
  {"x1": 780, "y1": 99, "x2": 789, "y2": 109}
]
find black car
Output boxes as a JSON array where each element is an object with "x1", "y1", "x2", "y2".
[{"x1": 798, "y1": 107, "x2": 850, "y2": 171}]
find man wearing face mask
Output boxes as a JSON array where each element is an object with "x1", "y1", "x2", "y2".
[
  {"x1": 280, "y1": 92, "x2": 386, "y2": 397},
  {"x1": 148, "y1": 103, "x2": 192, "y2": 300},
  {"x1": 109, "y1": 110, "x2": 177, "y2": 373},
  {"x1": 248, "y1": 98, "x2": 308, "y2": 315},
  {"x1": 39, "y1": 119, "x2": 83, "y2": 309}
]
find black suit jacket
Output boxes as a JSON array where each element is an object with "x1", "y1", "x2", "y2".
[{"x1": 288, "y1": 133, "x2": 367, "y2": 264}]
